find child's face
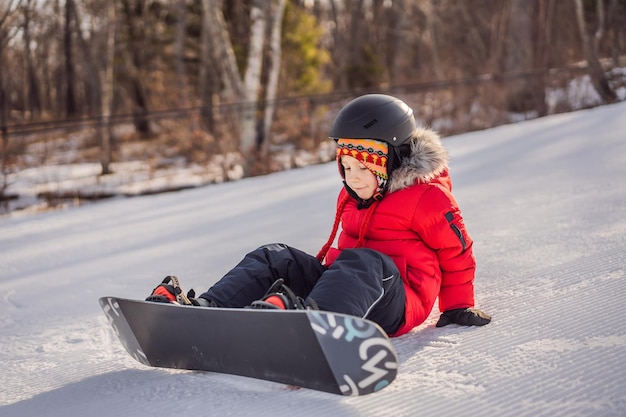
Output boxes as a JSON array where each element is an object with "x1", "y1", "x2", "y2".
[{"x1": 340, "y1": 155, "x2": 378, "y2": 200}]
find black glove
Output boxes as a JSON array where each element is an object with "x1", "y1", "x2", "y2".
[{"x1": 436, "y1": 308, "x2": 491, "y2": 327}]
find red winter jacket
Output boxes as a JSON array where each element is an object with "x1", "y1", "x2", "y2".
[{"x1": 323, "y1": 127, "x2": 476, "y2": 336}]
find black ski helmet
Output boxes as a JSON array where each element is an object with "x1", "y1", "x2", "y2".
[{"x1": 329, "y1": 94, "x2": 416, "y2": 146}]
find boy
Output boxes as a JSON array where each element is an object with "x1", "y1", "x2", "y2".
[{"x1": 148, "y1": 94, "x2": 491, "y2": 335}]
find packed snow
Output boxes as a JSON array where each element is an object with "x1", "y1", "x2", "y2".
[{"x1": 1, "y1": 101, "x2": 625, "y2": 416}]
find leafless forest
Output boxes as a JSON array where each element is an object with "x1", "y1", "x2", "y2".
[{"x1": 1, "y1": 0, "x2": 625, "y2": 202}]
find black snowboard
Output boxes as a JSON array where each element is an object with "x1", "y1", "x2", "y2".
[{"x1": 99, "y1": 297, "x2": 398, "y2": 396}]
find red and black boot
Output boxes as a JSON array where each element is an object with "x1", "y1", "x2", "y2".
[
  {"x1": 146, "y1": 276, "x2": 194, "y2": 304},
  {"x1": 146, "y1": 275, "x2": 219, "y2": 307},
  {"x1": 249, "y1": 279, "x2": 318, "y2": 310}
]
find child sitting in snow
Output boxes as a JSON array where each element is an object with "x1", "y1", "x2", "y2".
[{"x1": 147, "y1": 94, "x2": 491, "y2": 335}]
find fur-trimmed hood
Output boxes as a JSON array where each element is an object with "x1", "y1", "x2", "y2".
[{"x1": 387, "y1": 127, "x2": 449, "y2": 193}]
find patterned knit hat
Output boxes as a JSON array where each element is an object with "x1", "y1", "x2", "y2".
[
  {"x1": 336, "y1": 138, "x2": 389, "y2": 190},
  {"x1": 337, "y1": 138, "x2": 389, "y2": 180}
]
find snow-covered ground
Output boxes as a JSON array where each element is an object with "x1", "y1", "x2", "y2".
[{"x1": 1, "y1": 101, "x2": 625, "y2": 416}]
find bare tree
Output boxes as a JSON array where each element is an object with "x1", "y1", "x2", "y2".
[
  {"x1": 64, "y1": 0, "x2": 78, "y2": 116},
  {"x1": 533, "y1": 0, "x2": 551, "y2": 116},
  {"x1": 422, "y1": 0, "x2": 444, "y2": 80},
  {"x1": 21, "y1": 0, "x2": 42, "y2": 119},
  {"x1": 202, "y1": 0, "x2": 244, "y2": 101},
  {"x1": 389, "y1": 0, "x2": 411, "y2": 83},
  {"x1": 175, "y1": 0, "x2": 189, "y2": 108},
  {"x1": 201, "y1": 0, "x2": 284, "y2": 173},
  {"x1": 607, "y1": 0, "x2": 625, "y2": 67},
  {"x1": 328, "y1": 0, "x2": 349, "y2": 90},
  {"x1": 260, "y1": 0, "x2": 287, "y2": 158},
  {"x1": 0, "y1": 0, "x2": 23, "y2": 199},
  {"x1": 68, "y1": 0, "x2": 102, "y2": 118},
  {"x1": 0, "y1": 0, "x2": 22, "y2": 124},
  {"x1": 573, "y1": 0, "x2": 617, "y2": 103},
  {"x1": 486, "y1": 0, "x2": 511, "y2": 73},
  {"x1": 238, "y1": 0, "x2": 268, "y2": 163},
  {"x1": 120, "y1": 0, "x2": 152, "y2": 136},
  {"x1": 198, "y1": 0, "x2": 217, "y2": 133},
  {"x1": 100, "y1": 0, "x2": 116, "y2": 175},
  {"x1": 503, "y1": 0, "x2": 544, "y2": 112}
]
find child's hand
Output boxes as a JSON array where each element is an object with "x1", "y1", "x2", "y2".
[{"x1": 435, "y1": 308, "x2": 491, "y2": 327}]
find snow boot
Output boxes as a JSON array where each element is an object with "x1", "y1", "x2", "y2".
[
  {"x1": 146, "y1": 275, "x2": 217, "y2": 306},
  {"x1": 249, "y1": 278, "x2": 318, "y2": 310}
]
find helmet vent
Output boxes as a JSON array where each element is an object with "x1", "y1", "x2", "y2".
[{"x1": 363, "y1": 119, "x2": 378, "y2": 129}]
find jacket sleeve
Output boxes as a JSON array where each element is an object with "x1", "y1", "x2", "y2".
[{"x1": 411, "y1": 185, "x2": 476, "y2": 312}]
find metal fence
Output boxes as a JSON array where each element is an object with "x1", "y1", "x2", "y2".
[{"x1": 1, "y1": 65, "x2": 621, "y2": 212}]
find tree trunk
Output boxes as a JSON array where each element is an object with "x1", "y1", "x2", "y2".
[
  {"x1": 329, "y1": 0, "x2": 349, "y2": 90},
  {"x1": 573, "y1": 0, "x2": 617, "y2": 103},
  {"x1": 0, "y1": 54, "x2": 7, "y2": 198},
  {"x1": 420, "y1": 0, "x2": 442, "y2": 80},
  {"x1": 0, "y1": 0, "x2": 16, "y2": 197},
  {"x1": 175, "y1": 0, "x2": 188, "y2": 109},
  {"x1": 504, "y1": 0, "x2": 537, "y2": 112},
  {"x1": 23, "y1": 0, "x2": 41, "y2": 119},
  {"x1": 260, "y1": 0, "x2": 287, "y2": 159},
  {"x1": 121, "y1": 0, "x2": 151, "y2": 137},
  {"x1": 100, "y1": 0, "x2": 116, "y2": 175},
  {"x1": 390, "y1": 0, "x2": 411, "y2": 83},
  {"x1": 67, "y1": 0, "x2": 101, "y2": 117},
  {"x1": 199, "y1": 0, "x2": 215, "y2": 133},
  {"x1": 239, "y1": 0, "x2": 267, "y2": 163},
  {"x1": 534, "y1": 0, "x2": 549, "y2": 116},
  {"x1": 608, "y1": 0, "x2": 621, "y2": 67},
  {"x1": 64, "y1": 0, "x2": 77, "y2": 117},
  {"x1": 203, "y1": 0, "x2": 244, "y2": 101}
]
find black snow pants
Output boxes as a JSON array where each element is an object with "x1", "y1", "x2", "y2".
[{"x1": 200, "y1": 243, "x2": 406, "y2": 335}]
